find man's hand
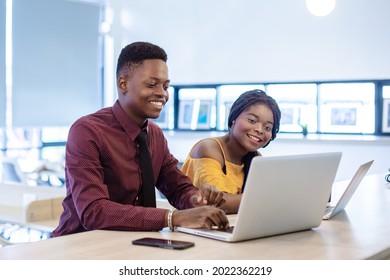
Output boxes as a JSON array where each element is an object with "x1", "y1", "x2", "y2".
[
  {"x1": 191, "y1": 184, "x2": 226, "y2": 208},
  {"x1": 172, "y1": 206, "x2": 229, "y2": 229}
]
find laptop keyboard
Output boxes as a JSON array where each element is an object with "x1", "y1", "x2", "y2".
[{"x1": 217, "y1": 226, "x2": 235, "y2": 233}]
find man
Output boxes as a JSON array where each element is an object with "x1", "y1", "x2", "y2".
[{"x1": 52, "y1": 42, "x2": 228, "y2": 236}]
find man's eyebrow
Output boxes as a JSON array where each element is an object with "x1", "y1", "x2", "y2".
[{"x1": 148, "y1": 77, "x2": 171, "y2": 83}]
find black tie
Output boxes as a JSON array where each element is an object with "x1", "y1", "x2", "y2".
[{"x1": 136, "y1": 130, "x2": 156, "y2": 207}]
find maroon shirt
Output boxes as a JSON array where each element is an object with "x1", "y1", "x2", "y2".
[{"x1": 52, "y1": 101, "x2": 197, "y2": 236}]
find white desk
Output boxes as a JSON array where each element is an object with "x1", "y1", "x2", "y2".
[
  {"x1": 0, "y1": 183, "x2": 65, "y2": 233},
  {"x1": 0, "y1": 174, "x2": 389, "y2": 260}
]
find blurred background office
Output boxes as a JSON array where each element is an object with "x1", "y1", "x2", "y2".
[{"x1": 1, "y1": 0, "x2": 390, "y2": 184}]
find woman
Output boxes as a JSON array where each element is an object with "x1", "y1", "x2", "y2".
[{"x1": 182, "y1": 89, "x2": 281, "y2": 214}]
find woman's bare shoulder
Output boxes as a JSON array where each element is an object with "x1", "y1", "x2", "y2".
[{"x1": 190, "y1": 138, "x2": 224, "y2": 162}]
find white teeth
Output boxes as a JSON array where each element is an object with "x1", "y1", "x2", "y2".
[
  {"x1": 248, "y1": 135, "x2": 260, "y2": 142},
  {"x1": 150, "y1": 101, "x2": 164, "y2": 108}
]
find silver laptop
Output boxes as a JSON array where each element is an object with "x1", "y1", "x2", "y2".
[
  {"x1": 323, "y1": 160, "x2": 374, "y2": 220},
  {"x1": 176, "y1": 152, "x2": 342, "y2": 242}
]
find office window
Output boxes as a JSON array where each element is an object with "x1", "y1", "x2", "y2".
[
  {"x1": 382, "y1": 86, "x2": 390, "y2": 133},
  {"x1": 267, "y1": 84, "x2": 318, "y2": 133},
  {"x1": 177, "y1": 88, "x2": 216, "y2": 130},
  {"x1": 217, "y1": 85, "x2": 265, "y2": 130},
  {"x1": 1, "y1": 128, "x2": 41, "y2": 159},
  {"x1": 40, "y1": 127, "x2": 69, "y2": 162},
  {"x1": 318, "y1": 83, "x2": 375, "y2": 133},
  {"x1": 383, "y1": 85, "x2": 390, "y2": 98},
  {"x1": 40, "y1": 146, "x2": 66, "y2": 163}
]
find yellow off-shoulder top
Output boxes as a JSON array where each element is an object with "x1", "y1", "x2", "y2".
[{"x1": 181, "y1": 138, "x2": 244, "y2": 194}]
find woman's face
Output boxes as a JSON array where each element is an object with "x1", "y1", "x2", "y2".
[{"x1": 230, "y1": 103, "x2": 274, "y2": 152}]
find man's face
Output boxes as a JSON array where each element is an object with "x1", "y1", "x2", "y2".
[{"x1": 118, "y1": 59, "x2": 170, "y2": 127}]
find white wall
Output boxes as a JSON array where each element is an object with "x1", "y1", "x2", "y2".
[
  {"x1": 164, "y1": 131, "x2": 390, "y2": 181},
  {"x1": 107, "y1": 0, "x2": 390, "y2": 85},
  {"x1": 104, "y1": 0, "x2": 390, "y2": 182}
]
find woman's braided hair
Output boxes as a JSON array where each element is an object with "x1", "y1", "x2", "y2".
[{"x1": 227, "y1": 89, "x2": 281, "y2": 190}]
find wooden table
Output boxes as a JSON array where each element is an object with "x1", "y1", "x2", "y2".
[{"x1": 1, "y1": 174, "x2": 389, "y2": 260}]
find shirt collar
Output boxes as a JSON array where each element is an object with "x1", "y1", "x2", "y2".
[{"x1": 112, "y1": 100, "x2": 149, "y2": 141}]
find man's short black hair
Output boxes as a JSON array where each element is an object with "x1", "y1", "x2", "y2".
[{"x1": 116, "y1": 41, "x2": 168, "y2": 78}]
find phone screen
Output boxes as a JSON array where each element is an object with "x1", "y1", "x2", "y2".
[{"x1": 132, "y1": 237, "x2": 195, "y2": 250}]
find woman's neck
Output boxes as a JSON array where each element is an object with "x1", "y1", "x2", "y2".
[{"x1": 219, "y1": 134, "x2": 247, "y2": 164}]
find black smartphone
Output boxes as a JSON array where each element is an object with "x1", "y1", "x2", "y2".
[{"x1": 132, "y1": 237, "x2": 194, "y2": 250}]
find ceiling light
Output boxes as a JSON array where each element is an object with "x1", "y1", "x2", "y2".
[{"x1": 306, "y1": 0, "x2": 336, "y2": 17}]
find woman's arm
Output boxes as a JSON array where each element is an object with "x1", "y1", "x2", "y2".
[
  {"x1": 220, "y1": 192, "x2": 242, "y2": 214},
  {"x1": 183, "y1": 138, "x2": 243, "y2": 213}
]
